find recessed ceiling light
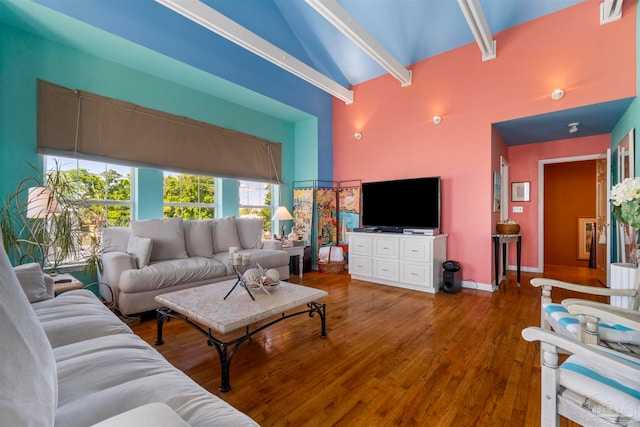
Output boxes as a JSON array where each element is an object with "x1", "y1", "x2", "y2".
[
  {"x1": 551, "y1": 88, "x2": 565, "y2": 100},
  {"x1": 568, "y1": 122, "x2": 580, "y2": 133}
]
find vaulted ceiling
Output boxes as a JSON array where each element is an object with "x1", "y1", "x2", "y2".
[{"x1": 0, "y1": 0, "x2": 633, "y2": 145}]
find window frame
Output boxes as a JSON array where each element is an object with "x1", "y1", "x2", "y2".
[{"x1": 163, "y1": 172, "x2": 216, "y2": 220}]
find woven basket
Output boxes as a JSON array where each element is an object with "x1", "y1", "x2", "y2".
[
  {"x1": 317, "y1": 246, "x2": 347, "y2": 274},
  {"x1": 496, "y1": 223, "x2": 520, "y2": 234}
]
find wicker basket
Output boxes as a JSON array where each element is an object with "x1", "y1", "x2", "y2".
[
  {"x1": 317, "y1": 246, "x2": 347, "y2": 274},
  {"x1": 496, "y1": 223, "x2": 520, "y2": 234}
]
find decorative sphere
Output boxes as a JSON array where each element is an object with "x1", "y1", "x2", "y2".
[
  {"x1": 265, "y1": 269, "x2": 280, "y2": 283},
  {"x1": 243, "y1": 268, "x2": 261, "y2": 286}
]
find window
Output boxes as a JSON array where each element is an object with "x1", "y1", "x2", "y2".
[
  {"x1": 44, "y1": 155, "x2": 132, "y2": 262},
  {"x1": 163, "y1": 172, "x2": 215, "y2": 219},
  {"x1": 239, "y1": 180, "x2": 273, "y2": 237}
]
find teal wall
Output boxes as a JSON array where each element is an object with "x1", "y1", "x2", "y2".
[
  {"x1": 0, "y1": 22, "x2": 314, "y2": 219},
  {"x1": 611, "y1": 2, "x2": 640, "y2": 176}
]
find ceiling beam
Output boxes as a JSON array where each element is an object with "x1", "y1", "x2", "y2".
[
  {"x1": 601, "y1": 0, "x2": 623, "y2": 24},
  {"x1": 457, "y1": 0, "x2": 496, "y2": 61},
  {"x1": 305, "y1": 0, "x2": 411, "y2": 87},
  {"x1": 155, "y1": 0, "x2": 354, "y2": 104}
]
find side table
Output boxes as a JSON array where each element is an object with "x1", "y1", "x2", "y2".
[
  {"x1": 52, "y1": 273, "x2": 84, "y2": 295},
  {"x1": 492, "y1": 234, "x2": 522, "y2": 288},
  {"x1": 282, "y1": 245, "x2": 305, "y2": 278}
]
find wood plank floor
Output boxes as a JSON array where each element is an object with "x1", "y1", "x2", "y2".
[{"x1": 132, "y1": 266, "x2": 605, "y2": 426}]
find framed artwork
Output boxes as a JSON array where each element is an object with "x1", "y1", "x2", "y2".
[
  {"x1": 511, "y1": 182, "x2": 530, "y2": 202},
  {"x1": 577, "y1": 217, "x2": 595, "y2": 260},
  {"x1": 493, "y1": 171, "x2": 501, "y2": 212}
]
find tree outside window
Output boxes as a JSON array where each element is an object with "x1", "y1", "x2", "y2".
[{"x1": 163, "y1": 173, "x2": 215, "y2": 219}]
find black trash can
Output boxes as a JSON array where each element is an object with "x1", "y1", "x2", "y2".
[{"x1": 442, "y1": 260, "x2": 462, "y2": 294}]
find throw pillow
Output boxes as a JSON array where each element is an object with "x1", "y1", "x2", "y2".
[
  {"x1": 0, "y1": 230, "x2": 57, "y2": 426},
  {"x1": 100, "y1": 227, "x2": 131, "y2": 253},
  {"x1": 212, "y1": 216, "x2": 242, "y2": 254},
  {"x1": 131, "y1": 217, "x2": 188, "y2": 262},
  {"x1": 183, "y1": 220, "x2": 214, "y2": 257},
  {"x1": 127, "y1": 235, "x2": 153, "y2": 268},
  {"x1": 13, "y1": 262, "x2": 53, "y2": 303},
  {"x1": 236, "y1": 217, "x2": 264, "y2": 249}
]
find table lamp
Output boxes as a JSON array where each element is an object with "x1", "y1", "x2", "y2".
[{"x1": 271, "y1": 206, "x2": 293, "y2": 239}]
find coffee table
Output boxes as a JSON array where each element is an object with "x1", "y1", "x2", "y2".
[{"x1": 154, "y1": 280, "x2": 328, "y2": 392}]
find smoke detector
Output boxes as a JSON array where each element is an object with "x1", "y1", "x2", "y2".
[{"x1": 568, "y1": 122, "x2": 580, "y2": 134}]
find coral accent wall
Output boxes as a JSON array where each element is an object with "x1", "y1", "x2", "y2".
[
  {"x1": 506, "y1": 135, "x2": 609, "y2": 269},
  {"x1": 332, "y1": 1, "x2": 636, "y2": 286}
]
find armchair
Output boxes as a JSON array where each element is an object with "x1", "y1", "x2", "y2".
[
  {"x1": 531, "y1": 276, "x2": 640, "y2": 357},
  {"x1": 521, "y1": 326, "x2": 640, "y2": 426}
]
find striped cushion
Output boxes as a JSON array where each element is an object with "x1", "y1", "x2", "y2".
[
  {"x1": 559, "y1": 348, "x2": 640, "y2": 423},
  {"x1": 544, "y1": 303, "x2": 640, "y2": 345}
]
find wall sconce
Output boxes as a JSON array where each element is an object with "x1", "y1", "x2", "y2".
[
  {"x1": 432, "y1": 116, "x2": 442, "y2": 125},
  {"x1": 354, "y1": 132, "x2": 363, "y2": 140},
  {"x1": 551, "y1": 88, "x2": 565, "y2": 100}
]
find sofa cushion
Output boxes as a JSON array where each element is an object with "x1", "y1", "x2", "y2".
[
  {"x1": 212, "y1": 216, "x2": 242, "y2": 254},
  {"x1": 54, "y1": 334, "x2": 259, "y2": 427},
  {"x1": 128, "y1": 235, "x2": 153, "y2": 268},
  {"x1": 0, "y1": 232, "x2": 57, "y2": 426},
  {"x1": 32, "y1": 289, "x2": 133, "y2": 348},
  {"x1": 184, "y1": 220, "x2": 214, "y2": 258},
  {"x1": 236, "y1": 217, "x2": 264, "y2": 249},
  {"x1": 14, "y1": 262, "x2": 54, "y2": 303},
  {"x1": 119, "y1": 257, "x2": 228, "y2": 294},
  {"x1": 131, "y1": 217, "x2": 188, "y2": 262},
  {"x1": 101, "y1": 227, "x2": 131, "y2": 253}
]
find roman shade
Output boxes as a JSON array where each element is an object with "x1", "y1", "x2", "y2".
[{"x1": 37, "y1": 79, "x2": 281, "y2": 182}]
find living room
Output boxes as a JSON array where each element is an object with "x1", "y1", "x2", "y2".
[{"x1": 1, "y1": 0, "x2": 639, "y2": 426}]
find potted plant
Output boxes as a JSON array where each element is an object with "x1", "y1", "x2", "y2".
[{"x1": 0, "y1": 162, "x2": 102, "y2": 278}]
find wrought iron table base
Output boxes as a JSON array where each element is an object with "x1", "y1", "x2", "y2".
[{"x1": 155, "y1": 302, "x2": 327, "y2": 392}]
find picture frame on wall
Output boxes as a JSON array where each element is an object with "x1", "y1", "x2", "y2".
[
  {"x1": 577, "y1": 217, "x2": 595, "y2": 260},
  {"x1": 511, "y1": 182, "x2": 530, "y2": 202}
]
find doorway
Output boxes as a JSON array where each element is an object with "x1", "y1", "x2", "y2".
[{"x1": 538, "y1": 153, "x2": 609, "y2": 285}]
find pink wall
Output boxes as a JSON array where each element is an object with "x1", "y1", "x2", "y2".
[
  {"x1": 506, "y1": 135, "x2": 610, "y2": 269},
  {"x1": 332, "y1": 1, "x2": 636, "y2": 286}
]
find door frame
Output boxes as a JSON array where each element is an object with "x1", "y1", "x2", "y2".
[{"x1": 537, "y1": 153, "x2": 609, "y2": 277}]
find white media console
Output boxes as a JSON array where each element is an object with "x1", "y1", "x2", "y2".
[{"x1": 347, "y1": 232, "x2": 448, "y2": 293}]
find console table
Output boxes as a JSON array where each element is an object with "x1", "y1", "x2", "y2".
[{"x1": 492, "y1": 234, "x2": 521, "y2": 287}]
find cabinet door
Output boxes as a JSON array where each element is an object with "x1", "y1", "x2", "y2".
[
  {"x1": 349, "y1": 234, "x2": 372, "y2": 256},
  {"x1": 373, "y1": 258, "x2": 398, "y2": 281},
  {"x1": 349, "y1": 256, "x2": 372, "y2": 277},
  {"x1": 400, "y1": 262, "x2": 432, "y2": 288},
  {"x1": 373, "y1": 236, "x2": 399, "y2": 258},
  {"x1": 400, "y1": 238, "x2": 431, "y2": 262}
]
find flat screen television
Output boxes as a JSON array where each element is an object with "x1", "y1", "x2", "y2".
[{"x1": 361, "y1": 176, "x2": 440, "y2": 233}]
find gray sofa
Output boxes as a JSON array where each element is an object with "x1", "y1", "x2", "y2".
[
  {"x1": 0, "y1": 239, "x2": 258, "y2": 426},
  {"x1": 99, "y1": 216, "x2": 290, "y2": 315}
]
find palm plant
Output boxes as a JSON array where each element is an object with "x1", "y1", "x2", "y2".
[{"x1": 0, "y1": 162, "x2": 102, "y2": 277}]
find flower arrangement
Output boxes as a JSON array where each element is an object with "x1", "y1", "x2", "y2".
[{"x1": 610, "y1": 177, "x2": 640, "y2": 228}]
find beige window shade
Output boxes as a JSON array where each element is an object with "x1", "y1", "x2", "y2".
[{"x1": 37, "y1": 79, "x2": 282, "y2": 182}]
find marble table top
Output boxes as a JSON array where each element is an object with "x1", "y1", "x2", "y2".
[{"x1": 155, "y1": 280, "x2": 328, "y2": 334}]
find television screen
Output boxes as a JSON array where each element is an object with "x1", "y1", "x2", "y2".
[{"x1": 361, "y1": 176, "x2": 440, "y2": 232}]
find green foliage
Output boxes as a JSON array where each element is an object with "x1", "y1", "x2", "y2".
[{"x1": 163, "y1": 174, "x2": 215, "y2": 219}]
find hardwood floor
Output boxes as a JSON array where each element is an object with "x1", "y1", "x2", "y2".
[{"x1": 132, "y1": 266, "x2": 605, "y2": 426}]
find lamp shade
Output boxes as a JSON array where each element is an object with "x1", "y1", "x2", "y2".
[
  {"x1": 27, "y1": 187, "x2": 59, "y2": 219},
  {"x1": 271, "y1": 206, "x2": 294, "y2": 221}
]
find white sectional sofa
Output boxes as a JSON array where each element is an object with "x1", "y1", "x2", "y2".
[
  {"x1": 0, "y1": 236, "x2": 258, "y2": 426},
  {"x1": 99, "y1": 216, "x2": 290, "y2": 315}
]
